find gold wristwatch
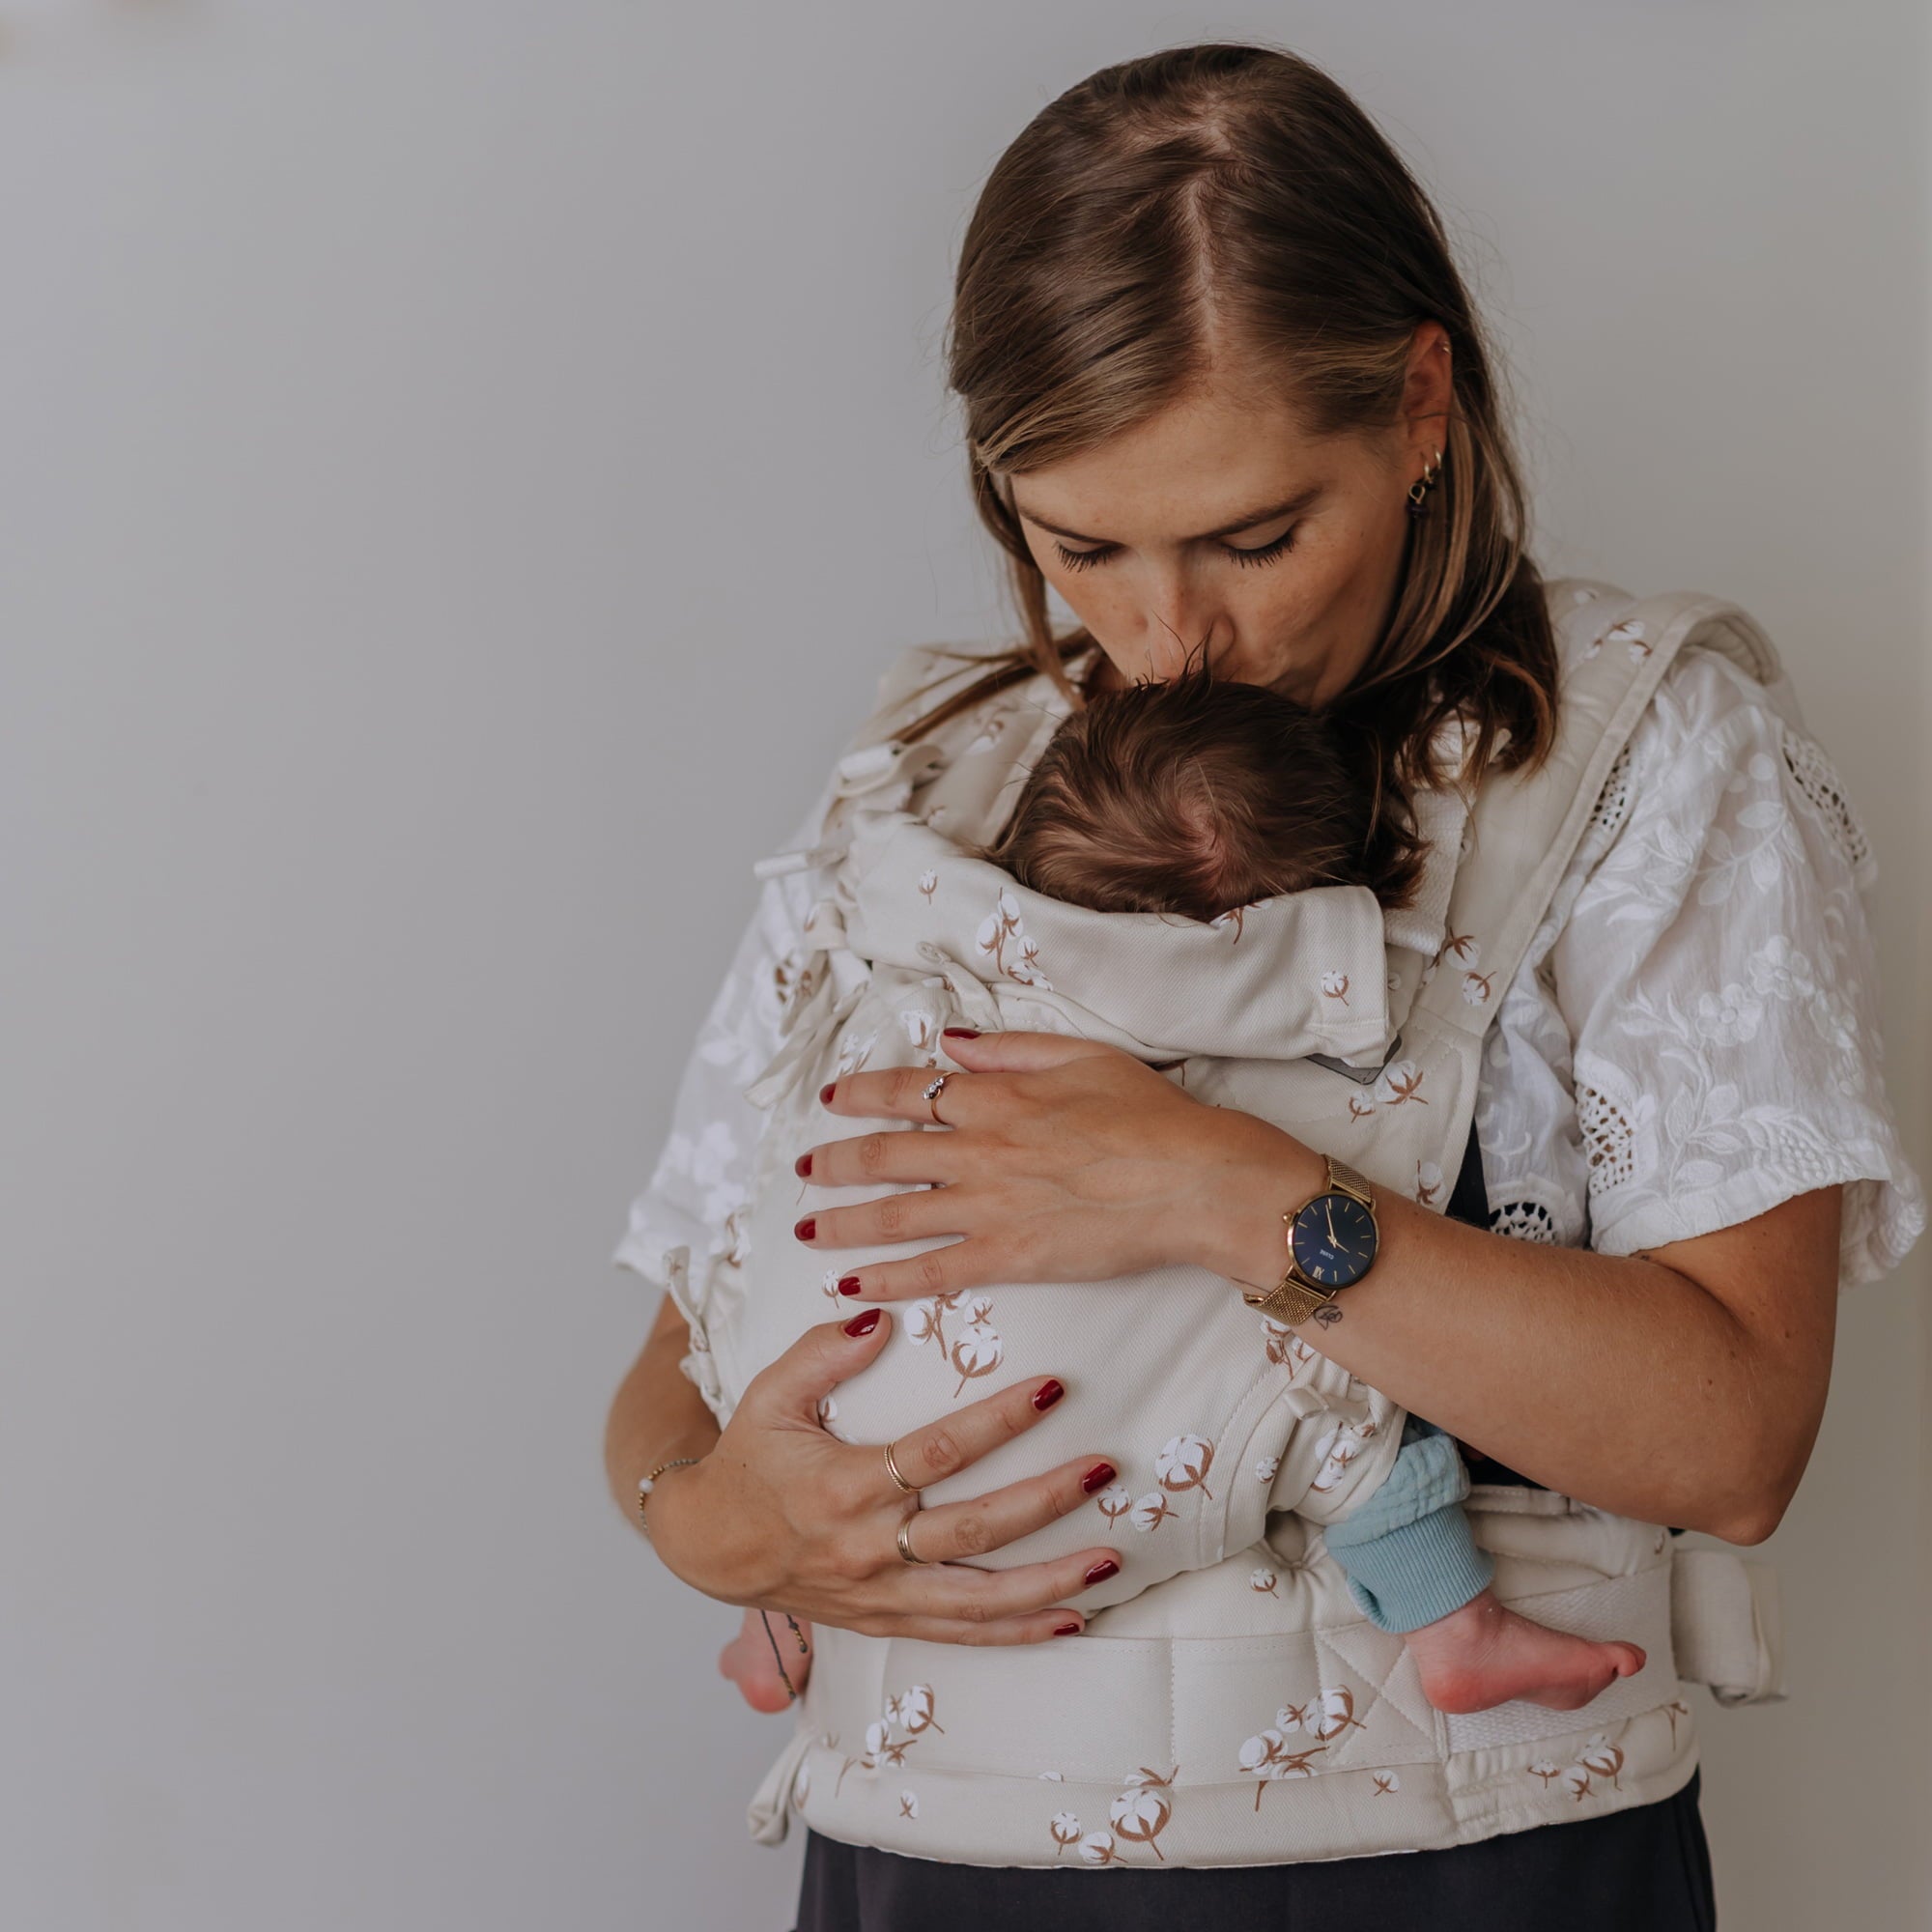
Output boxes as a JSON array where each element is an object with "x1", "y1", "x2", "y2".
[{"x1": 1240, "y1": 1155, "x2": 1381, "y2": 1326}]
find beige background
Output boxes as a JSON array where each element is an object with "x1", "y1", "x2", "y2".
[{"x1": 0, "y1": 3, "x2": 1924, "y2": 1927}]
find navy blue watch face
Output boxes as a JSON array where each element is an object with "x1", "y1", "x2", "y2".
[{"x1": 1290, "y1": 1191, "x2": 1378, "y2": 1288}]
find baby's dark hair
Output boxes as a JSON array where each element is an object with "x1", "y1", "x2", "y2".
[{"x1": 979, "y1": 661, "x2": 1427, "y2": 922}]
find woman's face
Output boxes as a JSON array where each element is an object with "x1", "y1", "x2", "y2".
[{"x1": 1005, "y1": 324, "x2": 1453, "y2": 709}]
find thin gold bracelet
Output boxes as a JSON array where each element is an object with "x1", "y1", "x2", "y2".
[{"x1": 636, "y1": 1455, "x2": 703, "y2": 1538}]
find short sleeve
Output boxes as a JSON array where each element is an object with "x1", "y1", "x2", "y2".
[
  {"x1": 610, "y1": 773, "x2": 835, "y2": 1412},
  {"x1": 1548, "y1": 646, "x2": 1925, "y2": 1285}
]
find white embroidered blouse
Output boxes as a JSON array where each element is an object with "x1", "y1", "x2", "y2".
[{"x1": 612, "y1": 642, "x2": 1925, "y2": 1357}]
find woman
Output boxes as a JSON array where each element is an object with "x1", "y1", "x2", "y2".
[{"x1": 605, "y1": 43, "x2": 1922, "y2": 1929}]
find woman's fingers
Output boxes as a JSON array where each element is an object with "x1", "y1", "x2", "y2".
[
  {"x1": 896, "y1": 1449, "x2": 1122, "y2": 1567},
  {"x1": 741, "y1": 1307, "x2": 895, "y2": 1425},
  {"x1": 797, "y1": 1123, "x2": 963, "y2": 1190},
  {"x1": 867, "y1": 1607, "x2": 1092, "y2": 1645},
  {"x1": 795, "y1": 1182, "x2": 974, "y2": 1257},
  {"x1": 819, "y1": 1062, "x2": 1003, "y2": 1128},
  {"x1": 871, "y1": 1369, "x2": 1077, "y2": 1493}
]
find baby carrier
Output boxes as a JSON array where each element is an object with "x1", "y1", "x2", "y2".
[{"x1": 688, "y1": 579, "x2": 1793, "y2": 1867}]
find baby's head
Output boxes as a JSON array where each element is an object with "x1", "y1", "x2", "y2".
[{"x1": 980, "y1": 664, "x2": 1419, "y2": 922}]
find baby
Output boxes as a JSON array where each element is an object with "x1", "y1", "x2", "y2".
[{"x1": 719, "y1": 667, "x2": 1643, "y2": 1716}]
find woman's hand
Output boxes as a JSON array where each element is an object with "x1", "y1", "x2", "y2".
[
  {"x1": 794, "y1": 1029, "x2": 1324, "y2": 1299},
  {"x1": 642, "y1": 1303, "x2": 1125, "y2": 1646}
]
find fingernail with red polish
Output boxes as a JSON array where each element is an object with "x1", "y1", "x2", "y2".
[
  {"x1": 794, "y1": 1217, "x2": 815, "y2": 1241},
  {"x1": 794, "y1": 1152, "x2": 812, "y2": 1178},
  {"x1": 843, "y1": 1308, "x2": 881, "y2": 1336},
  {"x1": 1083, "y1": 1558, "x2": 1120, "y2": 1586},
  {"x1": 819, "y1": 1082, "x2": 837, "y2": 1104},
  {"x1": 837, "y1": 1276, "x2": 864, "y2": 1296},
  {"x1": 1080, "y1": 1462, "x2": 1116, "y2": 1493},
  {"x1": 942, "y1": 1027, "x2": 980, "y2": 1039},
  {"x1": 1054, "y1": 1620, "x2": 1082, "y2": 1636},
  {"x1": 1032, "y1": 1378, "x2": 1065, "y2": 1411}
]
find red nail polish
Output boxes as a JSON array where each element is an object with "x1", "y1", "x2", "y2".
[
  {"x1": 794, "y1": 1152, "x2": 813, "y2": 1178},
  {"x1": 1032, "y1": 1378, "x2": 1065, "y2": 1411},
  {"x1": 1080, "y1": 1462, "x2": 1116, "y2": 1493},
  {"x1": 819, "y1": 1082, "x2": 837, "y2": 1104},
  {"x1": 843, "y1": 1308, "x2": 881, "y2": 1336},
  {"x1": 1054, "y1": 1620, "x2": 1081, "y2": 1636},
  {"x1": 1083, "y1": 1557, "x2": 1120, "y2": 1586},
  {"x1": 942, "y1": 1027, "x2": 980, "y2": 1039},
  {"x1": 837, "y1": 1276, "x2": 864, "y2": 1296},
  {"x1": 794, "y1": 1217, "x2": 816, "y2": 1241}
]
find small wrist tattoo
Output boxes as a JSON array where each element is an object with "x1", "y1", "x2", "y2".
[{"x1": 1312, "y1": 1303, "x2": 1345, "y2": 1328}]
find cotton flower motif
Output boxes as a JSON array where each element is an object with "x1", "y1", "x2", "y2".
[
  {"x1": 1527, "y1": 1759, "x2": 1562, "y2": 1787},
  {"x1": 949, "y1": 1320, "x2": 1003, "y2": 1396},
  {"x1": 1048, "y1": 1810, "x2": 1082, "y2": 1855},
  {"x1": 1560, "y1": 1763, "x2": 1593, "y2": 1803},
  {"x1": 1253, "y1": 1454, "x2": 1280, "y2": 1484},
  {"x1": 1320, "y1": 970, "x2": 1350, "y2": 1005},
  {"x1": 1310, "y1": 1421, "x2": 1370, "y2": 1492},
  {"x1": 975, "y1": 890, "x2": 1053, "y2": 990},
  {"x1": 962, "y1": 1293, "x2": 995, "y2": 1324},
  {"x1": 1461, "y1": 970, "x2": 1496, "y2": 1008},
  {"x1": 1372, "y1": 1774, "x2": 1399, "y2": 1798},
  {"x1": 1094, "y1": 1486, "x2": 1133, "y2": 1524},
  {"x1": 1371, "y1": 1059, "x2": 1427, "y2": 1107},
  {"x1": 905, "y1": 1297, "x2": 943, "y2": 1346},
  {"x1": 1078, "y1": 1831, "x2": 1119, "y2": 1865},
  {"x1": 897, "y1": 1789, "x2": 920, "y2": 1820},
  {"x1": 820, "y1": 1268, "x2": 845, "y2": 1303},
  {"x1": 898, "y1": 1684, "x2": 941, "y2": 1734},
  {"x1": 1130, "y1": 1492, "x2": 1177, "y2": 1531},
  {"x1": 1108, "y1": 1776, "x2": 1173, "y2": 1859},
  {"x1": 1249, "y1": 1568, "x2": 1279, "y2": 1593},
  {"x1": 1414, "y1": 1161, "x2": 1444, "y2": 1208},
  {"x1": 899, "y1": 1009, "x2": 939, "y2": 1056},
  {"x1": 1577, "y1": 1735, "x2": 1625, "y2": 1788},
  {"x1": 918, "y1": 869, "x2": 938, "y2": 904},
  {"x1": 1154, "y1": 1433, "x2": 1215, "y2": 1499},
  {"x1": 1441, "y1": 931, "x2": 1480, "y2": 966}
]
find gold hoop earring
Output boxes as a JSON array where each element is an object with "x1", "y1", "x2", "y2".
[{"x1": 1406, "y1": 446, "x2": 1443, "y2": 519}]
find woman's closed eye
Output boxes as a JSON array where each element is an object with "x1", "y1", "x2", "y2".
[{"x1": 1052, "y1": 526, "x2": 1300, "y2": 573}]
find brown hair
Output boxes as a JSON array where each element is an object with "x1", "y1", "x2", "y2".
[
  {"x1": 902, "y1": 41, "x2": 1558, "y2": 841},
  {"x1": 979, "y1": 656, "x2": 1428, "y2": 921}
]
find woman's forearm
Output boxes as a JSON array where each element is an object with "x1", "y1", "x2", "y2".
[
  {"x1": 603, "y1": 1292, "x2": 721, "y2": 1534},
  {"x1": 1206, "y1": 1120, "x2": 1842, "y2": 1542}
]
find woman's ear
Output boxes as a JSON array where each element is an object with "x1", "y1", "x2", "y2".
[{"x1": 1399, "y1": 319, "x2": 1455, "y2": 459}]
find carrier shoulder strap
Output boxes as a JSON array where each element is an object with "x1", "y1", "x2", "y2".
[{"x1": 1407, "y1": 580, "x2": 1789, "y2": 1040}]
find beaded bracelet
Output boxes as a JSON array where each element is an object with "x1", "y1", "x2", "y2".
[{"x1": 636, "y1": 1455, "x2": 703, "y2": 1538}]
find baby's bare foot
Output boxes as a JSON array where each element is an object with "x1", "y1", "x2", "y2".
[
  {"x1": 718, "y1": 1606, "x2": 814, "y2": 1713},
  {"x1": 1403, "y1": 1589, "x2": 1645, "y2": 1715}
]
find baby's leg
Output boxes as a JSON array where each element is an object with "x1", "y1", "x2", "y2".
[
  {"x1": 718, "y1": 1606, "x2": 815, "y2": 1713},
  {"x1": 1323, "y1": 1422, "x2": 1644, "y2": 1716}
]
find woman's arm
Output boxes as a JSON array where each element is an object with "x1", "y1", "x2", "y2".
[{"x1": 794, "y1": 1035, "x2": 1841, "y2": 1545}]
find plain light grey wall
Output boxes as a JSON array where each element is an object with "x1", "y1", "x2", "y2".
[{"x1": 1, "y1": 5, "x2": 1924, "y2": 1929}]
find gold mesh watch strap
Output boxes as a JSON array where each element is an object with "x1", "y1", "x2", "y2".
[{"x1": 1239, "y1": 1155, "x2": 1378, "y2": 1327}]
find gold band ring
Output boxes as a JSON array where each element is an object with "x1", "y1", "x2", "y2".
[
  {"x1": 882, "y1": 1436, "x2": 921, "y2": 1494},
  {"x1": 895, "y1": 1512, "x2": 930, "y2": 1566},
  {"x1": 921, "y1": 1071, "x2": 952, "y2": 1123}
]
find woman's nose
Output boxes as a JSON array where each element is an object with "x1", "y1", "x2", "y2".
[{"x1": 1139, "y1": 602, "x2": 1230, "y2": 679}]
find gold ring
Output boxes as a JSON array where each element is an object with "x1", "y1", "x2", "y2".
[
  {"x1": 895, "y1": 1512, "x2": 930, "y2": 1565},
  {"x1": 882, "y1": 1437, "x2": 921, "y2": 1494},
  {"x1": 921, "y1": 1072, "x2": 952, "y2": 1123}
]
